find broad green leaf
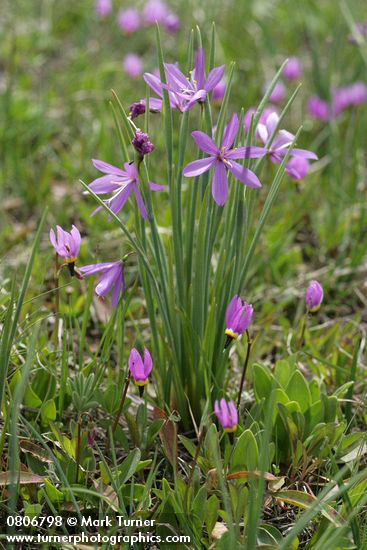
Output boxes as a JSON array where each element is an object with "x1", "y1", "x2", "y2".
[
  {"x1": 286, "y1": 370, "x2": 311, "y2": 413},
  {"x1": 231, "y1": 429, "x2": 259, "y2": 472}
]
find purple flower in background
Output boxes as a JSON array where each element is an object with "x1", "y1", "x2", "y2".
[
  {"x1": 50, "y1": 225, "x2": 81, "y2": 265},
  {"x1": 132, "y1": 130, "x2": 155, "y2": 157},
  {"x1": 283, "y1": 57, "x2": 303, "y2": 81},
  {"x1": 225, "y1": 295, "x2": 253, "y2": 345},
  {"x1": 79, "y1": 261, "x2": 125, "y2": 308},
  {"x1": 213, "y1": 79, "x2": 226, "y2": 105},
  {"x1": 307, "y1": 96, "x2": 330, "y2": 122},
  {"x1": 183, "y1": 114, "x2": 266, "y2": 205},
  {"x1": 243, "y1": 106, "x2": 278, "y2": 133},
  {"x1": 257, "y1": 111, "x2": 318, "y2": 165},
  {"x1": 266, "y1": 81, "x2": 286, "y2": 104},
  {"x1": 305, "y1": 280, "x2": 324, "y2": 313},
  {"x1": 348, "y1": 21, "x2": 367, "y2": 44},
  {"x1": 144, "y1": 48, "x2": 225, "y2": 112},
  {"x1": 143, "y1": 0, "x2": 169, "y2": 24},
  {"x1": 129, "y1": 98, "x2": 163, "y2": 120},
  {"x1": 118, "y1": 8, "x2": 140, "y2": 33},
  {"x1": 214, "y1": 399, "x2": 238, "y2": 433},
  {"x1": 332, "y1": 82, "x2": 367, "y2": 115},
  {"x1": 128, "y1": 348, "x2": 153, "y2": 386},
  {"x1": 164, "y1": 12, "x2": 180, "y2": 33},
  {"x1": 88, "y1": 159, "x2": 164, "y2": 219},
  {"x1": 286, "y1": 156, "x2": 310, "y2": 181},
  {"x1": 123, "y1": 54, "x2": 143, "y2": 79},
  {"x1": 95, "y1": 0, "x2": 112, "y2": 18}
]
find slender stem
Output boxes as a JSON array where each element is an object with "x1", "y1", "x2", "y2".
[
  {"x1": 75, "y1": 415, "x2": 81, "y2": 483},
  {"x1": 297, "y1": 313, "x2": 308, "y2": 351},
  {"x1": 112, "y1": 375, "x2": 131, "y2": 434},
  {"x1": 184, "y1": 427, "x2": 206, "y2": 512},
  {"x1": 53, "y1": 253, "x2": 60, "y2": 345},
  {"x1": 236, "y1": 330, "x2": 252, "y2": 412}
]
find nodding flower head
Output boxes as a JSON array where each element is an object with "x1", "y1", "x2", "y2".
[
  {"x1": 214, "y1": 398, "x2": 238, "y2": 433},
  {"x1": 79, "y1": 261, "x2": 125, "y2": 308},
  {"x1": 305, "y1": 280, "x2": 324, "y2": 313},
  {"x1": 132, "y1": 129, "x2": 155, "y2": 157},
  {"x1": 225, "y1": 295, "x2": 253, "y2": 345},
  {"x1": 128, "y1": 348, "x2": 153, "y2": 387},
  {"x1": 50, "y1": 225, "x2": 81, "y2": 270}
]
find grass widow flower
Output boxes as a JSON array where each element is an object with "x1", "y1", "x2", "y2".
[
  {"x1": 88, "y1": 159, "x2": 164, "y2": 219},
  {"x1": 50, "y1": 225, "x2": 81, "y2": 276},
  {"x1": 123, "y1": 53, "x2": 142, "y2": 79},
  {"x1": 183, "y1": 113, "x2": 266, "y2": 205},
  {"x1": 128, "y1": 348, "x2": 153, "y2": 394},
  {"x1": 95, "y1": 0, "x2": 112, "y2": 18},
  {"x1": 307, "y1": 96, "x2": 330, "y2": 122},
  {"x1": 79, "y1": 261, "x2": 125, "y2": 308},
  {"x1": 283, "y1": 57, "x2": 303, "y2": 81},
  {"x1": 214, "y1": 399, "x2": 238, "y2": 433},
  {"x1": 305, "y1": 280, "x2": 324, "y2": 313},
  {"x1": 117, "y1": 8, "x2": 140, "y2": 33},
  {"x1": 225, "y1": 295, "x2": 253, "y2": 347}
]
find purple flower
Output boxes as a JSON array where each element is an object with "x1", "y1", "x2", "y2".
[
  {"x1": 243, "y1": 106, "x2": 278, "y2": 133},
  {"x1": 348, "y1": 22, "x2": 367, "y2": 44},
  {"x1": 332, "y1": 82, "x2": 367, "y2": 115},
  {"x1": 212, "y1": 79, "x2": 226, "y2": 105},
  {"x1": 95, "y1": 0, "x2": 112, "y2": 18},
  {"x1": 128, "y1": 348, "x2": 153, "y2": 386},
  {"x1": 118, "y1": 8, "x2": 140, "y2": 33},
  {"x1": 283, "y1": 57, "x2": 303, "y2": 81},
  {"x1": 79, "y1": 261, "x2": 125, "y2": 308},
  {"x1": 225, "y1": 295, "x2": 253, "y2": 344},
  {"x1": 214, "y1": 399, "x2": 238, "y2": 433},
  {"x1": 266, "y1": 81, "x2": 286, "y2": 104},
  {"x1": 123, "y1": 53, "x2": 142, "y2": 79},
  {"x1": 143, "y1": 0, "x2": 169, "y2": 25},
  {"x1": 132, "y1": 130, "x2": 155, "y2": 157},
  {"x1": 305, "y1": 280, "x2": 324, "y2": 313},
  {"x1": 129, "y1": 98, "x2": 163, "y2": 120},
  {"x1": 307, "y1": 96, "x2": 330, "y2": 122},
  {"x1": 183, "y1": 114, "x2": 266, "y2": 206},
  {"x1": 144, "y1": 48, "x2": 225, "y2": 112},
  {"x1": 286, "y1": 156, "x2": 310, "y2": 181},
  {"x1": 50, "y1": 225, "x2": 81, "y2": 264},
  {"x1": 88, "y1": 159, "x2": 164, "y2": 220},
  {"x1": 164, "y1": 13, "x2": 180, "y2": 33},
  {"x1": 256, "y1": 111, "x2": 318, "y2": 165}
]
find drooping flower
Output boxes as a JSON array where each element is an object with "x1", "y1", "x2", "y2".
[
  {"x1": 225, "y1": 295, "x2": 253, "y2": 345},
  {"x1": 95, "y1": 0, "x2": 112, "y2": 18},
  {"x1": 128, "y1": 348, "x2": 153, "y2": 386},
  {"x1": 266, "y1": 80, "x2": 286, "y2": 104},
  {"x1": 214, "y1": 399, "x2": 238, "y2": 433},
  {"x1": 88, "y1": 159, "x2": 164, "y2": 219},
  {"x1": 183, "y1": 114, "x2": 267, "y2": 205},
  {"x1": 79, "y1": 261, "x2": 125, "y2": 308},
  {"x1": 256, "y1": 111, "x2": 318, "y2": 165},
  {"x1": 164, "y1": 12, "x2": 180, "y2": 33},
  {"x1": 132, "y1": 130, "x2": 155, "y2": 157},
  {"x1": 283, "y1": 57, "x2": 303, "y2": 81},
  {"x1": 144, "y1": 48, "x2": 225, "y2": 112},
  {"x1": 143, "y1": 0, "x2": 169, "y2": 25},
  {"x1": 307, "y1": 96, "x2": 330, "y2": 122},
  {"x1": 305, "y1": 280, "x2": 324, "y2": 313},
  {"x1": 286, "y1": 156, "x2": 310, "y2": 181},
  {"x1": 50, "y1": 225, "x2": 81, "y2": 274},
  {"x1": 117, "y1": 8, "x2": 140, "y2": 33},
  {"x1": 129, "y1": 98, "x2": 163, "y2": 120},
  {"x1": 123, "y1": 53, "x2": 143, "y2": 79}
]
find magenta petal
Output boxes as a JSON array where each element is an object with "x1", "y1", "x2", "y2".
[
  {"x1": 164, "y1": 63, "x2": 190, "y2": 90},
  {"x1": 143, "y1": 348, "x2": 153, "y2": 378},
  {"x1": 79, "y1": 262, "x2": 116, "y2": 276},
  {"x1": 212, "y1": 162, "x2": 228, "y2": 206},
  {"x1": 49, "y1": 229, "x2": 57, "y2": 249},
  {"x1": 92, "y1": 159, "x2": 125, "y2": 176},
  {"x1": 225, "y1": 295, "x2": 240, "y2": 327},
  {"x1": 205, "y1": 65, "x2": 225, "y2": 91},
  {"x1": 109, "y1": 185, "x2": 132, "y2": 215},
  {"x1": 191, "y1": 131, "x2": 218, "y2": 155},
  {"x1": 149, "y1": 181, "x2": 165, "y2": 191},
  {"x1": 182, "y1": 157, "x2": 215, "y2": 177},
  {"x1": 227, "y1": 161, "x2": 262, "y2": 188},
  {"x1": 143, "y1": 72, "x2": 164, "y2": 98},
  {"x1": 133, "y1": 187, "x2": 149, "y2": 219},
  {"x1": 89, "y1": 175, "x2": 122, "y2": 194},
  {"x1": 221, "y1": 113, "x2": 239, "y2": 149},
  {"x1": 195, "y1": 48, "x2": 205, "y2": 90},
  {"x1": 291, "y1": 148, "x2": 318, "y2": 160},
  {"x1": 129, "y1": 348, "x2": 145, "y2": 380},
  {"x1": 182, "y1": 89, "x2": 207, "y2": 111},
  {"x1": 111, "y1": 271, "x2": 123, "y2": 308},
  {"x1": 226, "y1": 146, "x2": 268, "y2": 159}
]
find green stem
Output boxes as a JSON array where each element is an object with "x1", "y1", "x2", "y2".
[{"x1": 237, "y1": 330, "x2": 252, "y2": 412}]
